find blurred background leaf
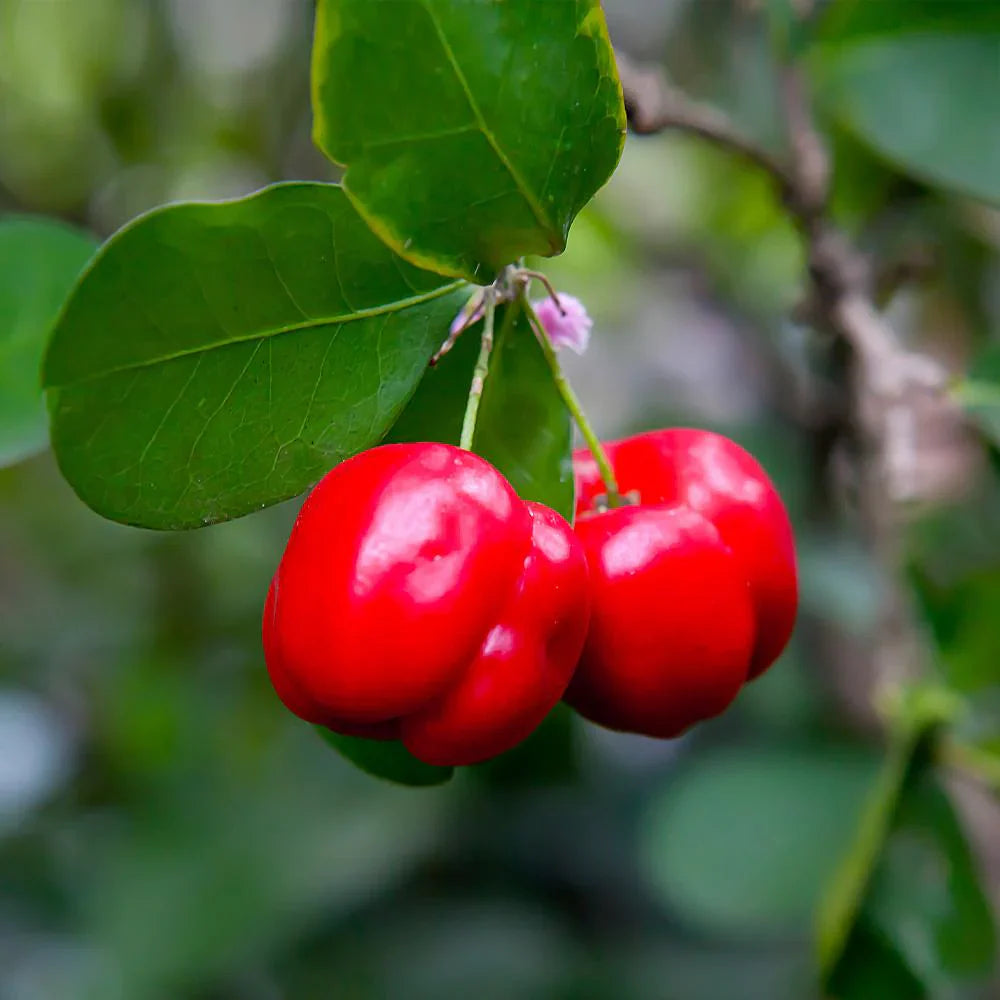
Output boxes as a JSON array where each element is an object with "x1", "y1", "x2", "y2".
[
  {"x1": 812, "y1": 15, "x2": 1000, "y2": 206},
  {"x1": 0, "y1": 216, "x2": 96, "y2": 468},
  {"x1": 640, "y1": 744, "x2": 878, "y2": 937},
  {"x1": 827, "y1": 765, "x2": 996, "y2": 999}
]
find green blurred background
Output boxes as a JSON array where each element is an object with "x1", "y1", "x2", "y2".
[{"x1": 2, "y1": 2, "x2": 1000, "y2": 998}]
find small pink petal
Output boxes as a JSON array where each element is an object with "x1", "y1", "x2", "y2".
[{"x1": 533, "y1": 293, "x2": 592, "y2": 354}]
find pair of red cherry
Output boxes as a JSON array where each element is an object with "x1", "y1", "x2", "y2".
[{"x1": 263, "y1": 429, "x2": 797, "y2": 767}]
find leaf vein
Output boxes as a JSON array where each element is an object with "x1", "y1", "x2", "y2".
[
  {"x1": 51, "y1": 280, "x2": 464, "y2": 388},
  {"x1": 420, "y1": 0, "x2": 557, "y2": 247}
]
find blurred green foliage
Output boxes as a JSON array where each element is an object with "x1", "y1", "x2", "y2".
[
  {"x1": 2, "y1": 1, "x2": 1000, "y2": 999},
  {"x1": 0, "y1": 217, "x2": 96, "y2": 467}
]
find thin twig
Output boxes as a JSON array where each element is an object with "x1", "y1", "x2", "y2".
[
  {"x1": 778, "y1": 65, "x2": 830, "y2": 220},
  {"x1": 615, "y1": 52, "x2": 792, "y2": 198},
  {"x1": 521, "y1": 294, "x2": 623, "y2": 507}
]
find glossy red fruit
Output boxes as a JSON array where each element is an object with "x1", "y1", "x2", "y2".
[
  {"x1": 263, "y1": 442, "x2": 590, "y2": 767},
  {"x1": 567, "y1": 428, "x2": 797, "y2": 738}
]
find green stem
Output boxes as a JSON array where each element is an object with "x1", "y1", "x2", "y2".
[
  {"x1": 459, "y1": 290, "x2": 497, "y2": 451},
  {"x1": 816, "y1": 714, "x2": 918, "y2": 980},
  {"x1": 816, "y1": 683, "x2": 960, "y2": 983},
  {"x1": 520, "y1": 293, "x2": 623, "y2": 506}
]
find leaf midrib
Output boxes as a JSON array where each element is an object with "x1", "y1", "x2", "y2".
[
  {"x1": 46, "y1": 279, "x2": 466, "y2": 390},
  {"x1": 421, "y1": 1, "x2": 559, "y2": 249}
]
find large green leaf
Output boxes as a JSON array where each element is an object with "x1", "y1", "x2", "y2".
[
  {"x1": 639, "y1": 745, "x2": 878, "y2": 936},
  {"x1": 311, "y1": 0, "x2": 626, "y2": 281},
  {"x1": 43, "y1": 183, "x2": 467, "y2": 530},
  {"x1": 815, "y1": 33, "x2": 1000, "y2": 205},
  {"x1": 0, "y1": 216, "x2": 96, "y2": 468},
  {"x1": 388, "y1": 300, "x2": 574, "y2": 521}
]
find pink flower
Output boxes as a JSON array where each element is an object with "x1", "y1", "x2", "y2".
[{"x1": 533, "y1": 293, "x2": 592, "y2": 354}]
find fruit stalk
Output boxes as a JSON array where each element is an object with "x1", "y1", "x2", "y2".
[
  {"x1": 459, "y1": 289, "x2": 497, "y2": 452},
  {"x1": 520, "y1": 293, "x2": 623, "y2": 508}
]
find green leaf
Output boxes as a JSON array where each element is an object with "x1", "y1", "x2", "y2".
[
  {"x1": 0, "y1": 216, "x2": 96, "y2": 468},
  {"x1": 311, "y1": 0, "x2": 626, "y2": 281},
  {"x1": 471, "y1": 703, "x2": 578, "y2": 789},
  {"x1": 43, "y1": 183, "x2": 467, "y2": 530},
  {"x1": 817, "y1": 688, "x2": 954, "y2": 977},
  {"x1": 817, "y1": 686, "x2": 993, "y2": 996},
  {"x1": 475, "y1": 302, "x2": 574, "y2": 519},
  {"x1": 815, "y1": 33, "x2": 1000, "y2": 205},
  {"x1": 388, "y1": 300, "x2": 574, "y2": 521},
  {"x1": 908, "y1": 468, "x2": 1000, "y2": 694},
  {"x1": 915, "y1": 564, "x2": 1000, "y2": 694},
  {"x1": 818, "y1": 0, "x2": 1000, "y2": 43},
  {"x1": 383, "y1": 310, "x2": 484, "y2": 449},
  {"x1": 764, "y1": 0, "x2": 812, "y2": 58},
  {"x1": 827, "y1": 922, "x2": 926, "y2": 1000},
  {"x1": 865, "y1": 774, "x2": 996, "y2": 988},
  {"x1": 826, "y1": 768, "x2": 996, "y2": 998},
  {"x1": 317, "y1": 728, "x2": 453, "y2": 787},
  {"x1": 639, "y1": 744, "x2": 879, "y2": 936}
]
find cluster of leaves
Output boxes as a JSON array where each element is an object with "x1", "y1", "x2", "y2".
[
  {"x1": 5, "y1": 3, "x2": 626, "y2": 782},
  {"x1": 38, "y1": 0, "x2": 623, "y2": 539}
]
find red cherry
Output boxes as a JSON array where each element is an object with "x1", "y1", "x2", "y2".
[
  {"x1": 263, "y1": 442, "x2": 590, "y2": 767},
  {"x1": 574, "y1": 428, "x2": 797, "y2": 680},
  {"x1": 566, "y1": 428, "x2": 797, "y2": 739},
  {"x1": 565, "y1": 503, "x2": 756, "y2": 738},
  {"x1": 403, "y1": 501, "x2": 591, "y2": 764}
]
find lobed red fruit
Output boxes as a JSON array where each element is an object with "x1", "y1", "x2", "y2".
[
  {"x1": 567, "y1": 428, "x2": 797, "y2": 739},
  {"x1": 263, "y1": 442, "x2": 590, "y2": 767}
]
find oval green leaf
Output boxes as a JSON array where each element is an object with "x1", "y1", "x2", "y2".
[
  {"x1": 0, "y1": 216, "x2": 96, "y2": 468},
  {"x1": 317, "y1": 728, "x2": 453, "y2": 787},
  {"x1": 640, "y1": 745, "x2": 879, "y2": 936},
  {"x1": 43, "y1": 183, "x2": 467, "y2": 529},
  {"x1": 816, "y1": 33, "x2": 1000, "y2": 205},
  {"x1": 311, "y1": 0, "x2": 626, "y2": 281},
  {"x1": 387, "y1": 300, "x2": 574, "y2": 521}
]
